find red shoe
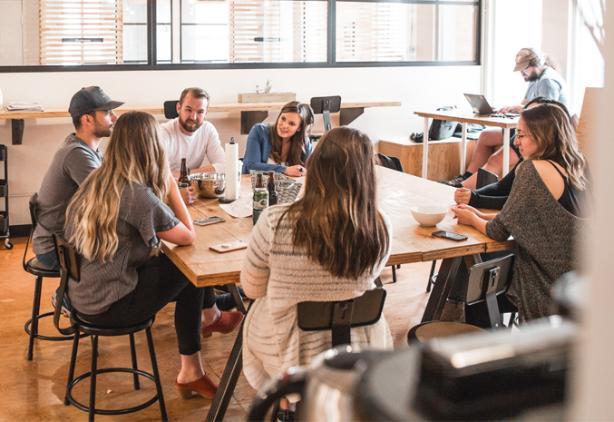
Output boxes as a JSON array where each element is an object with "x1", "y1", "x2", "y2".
[
  {"x1": 201, "y1": 311, "x2": 244, "y2": 337},
  {"x1": 176, "y1": 373, "x2": 218, "y2": 399}
]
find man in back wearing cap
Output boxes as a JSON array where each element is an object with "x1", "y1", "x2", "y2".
[
  {"x1": 32, "y1": 86, "x2": 123, "y2": 271},
  {"x1": 446, "y1": 47, "x2": 569, "y2": 189}
]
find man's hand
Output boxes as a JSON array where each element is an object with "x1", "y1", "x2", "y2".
[{"x1": 498, "y1": 104, "x2": 523, "y2": 114}]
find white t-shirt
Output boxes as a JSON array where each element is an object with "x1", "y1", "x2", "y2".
[{"x1": 159, "y1": 118, "x2": 225, "y2": 173}]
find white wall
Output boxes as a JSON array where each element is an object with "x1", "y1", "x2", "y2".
[{"x1": 0, "y1": 65, "x2": 481, "y2": 225}]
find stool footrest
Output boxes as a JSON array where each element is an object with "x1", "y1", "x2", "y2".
[{"x1": 66, "y1": 367, "x2": 160, "y2": 416}]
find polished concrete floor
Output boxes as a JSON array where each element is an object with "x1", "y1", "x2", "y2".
[{"x1": 0, "y1": 237, "x2": 430, "y2": 421}]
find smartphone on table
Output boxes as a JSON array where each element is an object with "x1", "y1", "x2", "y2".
[
  {"x1": 194, "y1": 216, "x2": 225, "y2": 226},
  {"x1": 432, "y1": 230, "x2": 468, "y2": 241}
]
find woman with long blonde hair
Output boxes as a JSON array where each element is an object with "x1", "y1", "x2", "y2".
[
  {"x1": 452, "y1": 102, "x2": 588, "y2": 321},
  {"x1": 65, "y1": 111, "x2": 217, "y2": 399},
  {"x1": 241, "y1": 127, "x2": 393, "y2": 392}
]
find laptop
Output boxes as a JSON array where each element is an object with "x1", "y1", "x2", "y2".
[
  {"x1": 463, "y1": 93, "x2": 520, "y2": 118},
  {"x1": 464, "y1": 93, "x2": 496, "y2": 115}
]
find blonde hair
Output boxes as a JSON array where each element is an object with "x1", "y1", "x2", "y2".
[
  {"x1": 66, "y1": 111, "x2": 170, "y2": 261},
  {"x1": 280, "y1": 127, "x2": 389, "y2": 278},
  {"x1": 521, "y1": 103, "x2": 587, "y2": 189}
]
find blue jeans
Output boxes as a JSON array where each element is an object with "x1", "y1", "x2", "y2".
[{"x1": 36, "y1": 250, "x2": 59, "y2": 271}]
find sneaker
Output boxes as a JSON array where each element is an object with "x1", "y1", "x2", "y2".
[
  {"x1": 443, "y1": 174, "x2": 466, "y2": 188},
  {"x1": 51, "y1": 289, "x2": 72, "y2": 318}
]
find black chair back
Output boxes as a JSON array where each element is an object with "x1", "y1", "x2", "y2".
[
  {"x1": 465, "y1": 254, "x2": 514, "y2": 328},
  {"x1": 22, "y1": 194, "x2": 40, "y2": 270},
  {"x1": 310, "y1": 96, "x2": 341, "y2": 132},
  {"x1": 53, "y1": 235, "x2": 79, "y2": 335},
  {"x1": 377, "y1": 153, "x2": 404, "y2": 172},
  {"x1": 297, "y1": 278, "x2": 386, "y2": 346},
  {"x1": 163, "y1": 100, "x2": 179, "y2": 119}
]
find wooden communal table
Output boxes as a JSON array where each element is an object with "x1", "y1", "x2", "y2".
[
  {"x1": 162, "y1": 166, "x2": 512, "y2": 421},
  {"x1": 0, "y1": 100, "x2": 400, "y2": 145},
  {"x1": 414, "y1": 110, "x2": 519, "y2": 179}
]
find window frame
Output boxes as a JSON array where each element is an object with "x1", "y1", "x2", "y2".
[{"x1": 0, "y1": 0, "x2": 481, "y2": 73}]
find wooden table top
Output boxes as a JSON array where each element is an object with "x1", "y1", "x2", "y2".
[
  {"x1": 0, "y1": 100, "x2": 401, "y2": 120},
  {"x1": 162, "y1": 167, "x2": 512, "y2": 287},
  {"x1": 414, "y1": 109, "x2": 519, "y2": 129}
]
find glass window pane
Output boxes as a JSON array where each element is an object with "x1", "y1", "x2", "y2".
[
  {"x1": 123, "y1": 0, "x2": 147, "y2": 24},
  {"x1": 439, "y1": 5, "x2": 478, "y2": 61},
  {"x1": 123, "y1": 25, "x2": 147, "y2": 63},
  {"x1": 336, "y1": 2, "x2": 437, "y2": 62},
  {"x1": 180, "y1": 0, "x2": 326, "y2": 64}
]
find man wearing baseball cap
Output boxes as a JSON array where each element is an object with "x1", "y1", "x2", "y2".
[
  {"x1": 33, "y1": 86, "x2": 123, "y2": 271},
  {"x1": 446, "y1": 47, "x2": 569, "y2": 189}
]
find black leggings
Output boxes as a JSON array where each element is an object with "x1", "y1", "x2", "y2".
[{"x1": 81, "y1": 255, "x2": 204, "y2": 356}]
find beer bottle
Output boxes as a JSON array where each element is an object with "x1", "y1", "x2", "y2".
[
  {"x1": 267, "y1": 172, "x2": 278, "y2": 206},
  {"x1": 252, "y1": 173, "x2": 269, "y2": 225},
  {"x1": 179, "y1": 158, "x2": 190, "y2": 188}
]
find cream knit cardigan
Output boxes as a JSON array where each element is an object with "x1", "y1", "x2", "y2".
[{"x1": 241, "y1": 204, "x2": 393, "y2": 390}]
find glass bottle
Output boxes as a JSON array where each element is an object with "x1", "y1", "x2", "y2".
[
  {"x1": 179, "y1": 158, "x2": 190, "y2": 188},
  {"x1": 252, "y1": 173, "x2": 269, "y2": 225},
  {"x1": 267, "y1": 172, "x2": 277, "y2": 206}
]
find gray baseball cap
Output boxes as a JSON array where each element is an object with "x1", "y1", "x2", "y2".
[{"x1": 68, "y1": 86, "x2": 123, "y2": 118}]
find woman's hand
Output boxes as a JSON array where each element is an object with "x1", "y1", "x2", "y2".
[
  {"x1": 284, "y1": 164, "x2": 305, "y2": 177},
  {"x1": 454, "y1": 188, "x2": 471, "y2": 205},
  {"x1": 451, "y1": 204, "x2": 479, "y2": 226},
  {"x1": 179, "y1": 185, "x2": 196, "y2": 205}
]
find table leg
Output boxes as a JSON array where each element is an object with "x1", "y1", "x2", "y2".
[
  {"x1": 206, "y1": 285, "x2": 250, "y2": 422},
  {"x1": 421, "y1": 117, "x2": 429, "y2": 179},
  {"x1": 502, "y1": 128, "x2": 511, "y2": 176},
  {"x1": 460, "y1": 123, "x2": 468, "y2": 174},
  {"x1": 421, "y1": 257, "x2": 462, "y2": 322}
]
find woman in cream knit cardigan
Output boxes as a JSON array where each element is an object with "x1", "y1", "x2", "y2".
[{"x1": 241, "y1": 127, "x2": 393, "y2": 390}]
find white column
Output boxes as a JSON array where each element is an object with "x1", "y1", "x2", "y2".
[{"x1": 570, "y1": 1, "x2": 614, "y2": 419}]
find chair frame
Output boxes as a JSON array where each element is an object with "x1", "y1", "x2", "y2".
[
  {"x1": 53, "y1": 236, "x2": 168, "y2": 421},
  {"x1": 23, "y1": 193, "x2": 74, "y2": 361}
]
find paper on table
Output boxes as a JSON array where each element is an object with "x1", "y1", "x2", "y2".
[{"x1": 219, "y1": 195, "x2": 252, "y2": 218}]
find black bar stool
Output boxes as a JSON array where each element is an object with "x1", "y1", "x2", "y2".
[
  {"x1": 23, "y1": 193, "x2": 74, "y2": 360},
  {"x1": 54, "y1": 236, "x2": 168, "y2": 421}
]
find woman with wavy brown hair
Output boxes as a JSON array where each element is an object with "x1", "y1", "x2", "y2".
[
  {"x1": 453, "y1": 102, "x2": 588, "y2": 321},
  {"x1": 240, "y1": 126, "x2": 393, "y2": 391},
  {"x1": 65, "y1": 111, "x2": 218, "y2": 400},
  {"x1": 242, "y1": 101, "x2": 314, "y2": 177}
]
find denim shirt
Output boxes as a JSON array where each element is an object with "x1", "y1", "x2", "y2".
[{"x1": 242, "y1": 123, "x2": 313, "y2": 174}]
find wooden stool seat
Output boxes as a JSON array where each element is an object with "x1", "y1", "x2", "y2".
[{"x1": 408, "y1": 321, "x2": 485, "y2": 344}]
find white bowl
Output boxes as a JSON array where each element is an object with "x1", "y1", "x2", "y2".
[{"x1": 410, "y1": 205, "x2": 447, "y2": 227}]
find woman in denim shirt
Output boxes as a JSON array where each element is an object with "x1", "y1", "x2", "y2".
[{"x1": 242, "y1": 101, "x2": 314, "y2": 176}]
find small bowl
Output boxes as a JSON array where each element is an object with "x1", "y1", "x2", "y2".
[{"x1": 410, "y1": 205, "x2": 447, "y2": 227}]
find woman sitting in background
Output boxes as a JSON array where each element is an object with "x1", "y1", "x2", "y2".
[
  {"x1": 242, "y1": 101, "x2": 314, "y2": 177},
  {"x1": 454, "y1": 97, "x2": 575, "y2": 210},
  {"x1": 241, "y1": 127, "x2": 393, "y2": 391},
  {"x1": 65, "y1": 111, "x2": 217, "y2": 399},
  {"x1": 452, "y1": 102, "x2": 588, "y2": 321}
]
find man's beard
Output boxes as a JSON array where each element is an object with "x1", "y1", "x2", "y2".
[
  {"x1": 525, "y1": 69, "x2": 540, "y2": 82},
  {"x1": 94, "y1": 126, "x2": 111, "y2": 138},
  {"x1": 179, "y1": 117, "x2": 202, "y2": 133}
]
